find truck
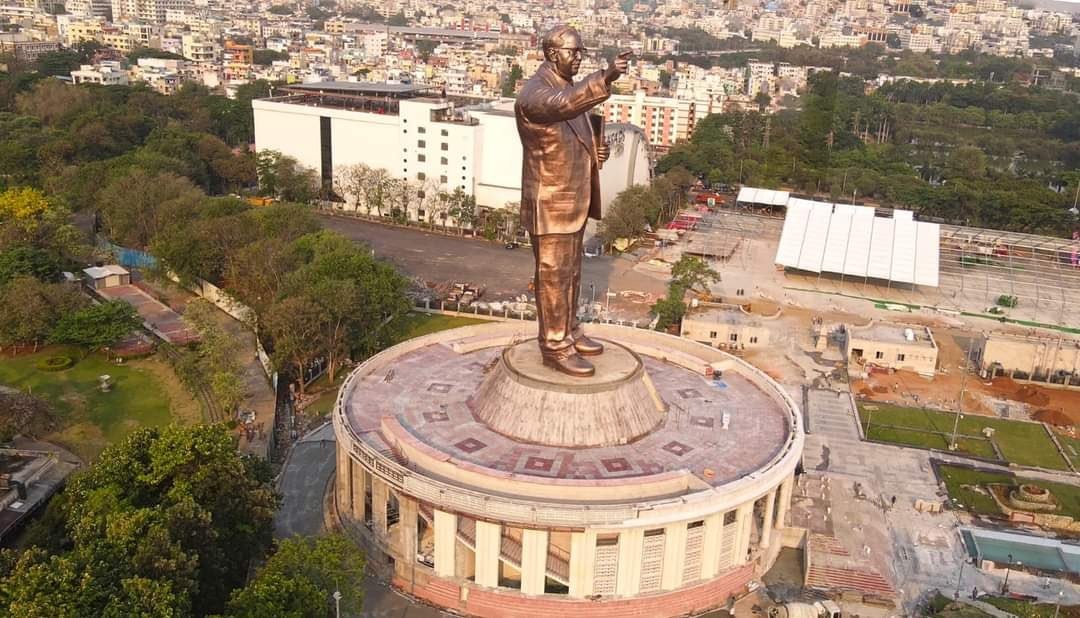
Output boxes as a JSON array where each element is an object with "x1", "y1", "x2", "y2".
[{"x1": 769, "y1": 600, "x2": 842, "y2": 618}]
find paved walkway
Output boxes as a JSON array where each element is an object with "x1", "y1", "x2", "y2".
[{"x1": 274, "y1": 422, "x2": 335, "y2": 539}]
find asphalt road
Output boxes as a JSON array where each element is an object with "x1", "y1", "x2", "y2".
[
  {"x1": 274, "y1": 422, "x2": 336, "y2": 539},
  {"x1": 317, "y1": 213, "x2": 667, "y2": 308}
]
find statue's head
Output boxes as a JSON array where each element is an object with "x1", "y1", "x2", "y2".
[{"x1": 542, "y1": 25, "x2": 585, "y2": 81}]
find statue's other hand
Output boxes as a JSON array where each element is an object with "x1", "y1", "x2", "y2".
[{"x1": 597, "y1": 142, "x2": 610, "y2": 163}]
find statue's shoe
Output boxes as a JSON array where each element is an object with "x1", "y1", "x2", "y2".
[
  {"x1": 542, "y1": 352, "x2": 595, "y2": 377},
  {"x1": 574, "y1": 334, "x2": 604, "y2": 356}
]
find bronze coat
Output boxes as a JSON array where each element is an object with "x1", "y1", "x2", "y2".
[{"x1": 514, "y1": 62, "x2": 611, "y2": 236}]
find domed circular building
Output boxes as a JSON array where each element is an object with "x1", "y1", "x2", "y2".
[{"x1": 333, "y1": 322, "x2": 803, "y2": 617}]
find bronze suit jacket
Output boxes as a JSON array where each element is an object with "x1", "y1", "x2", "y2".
[{"x1": 514, "y1": 62, "x2": 611, "y2": 236}]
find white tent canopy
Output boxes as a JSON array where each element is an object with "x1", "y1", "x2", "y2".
[
  {"x1": 736, "y1": 187, "x2": 789, "y2": 207},
  {"x1": 774, "y1": 199, "x2": 939, "y2": 287}
]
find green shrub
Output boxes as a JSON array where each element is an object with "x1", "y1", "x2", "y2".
[{"x1": 36, "y1": 355, "x2": 74, "y2": 371}]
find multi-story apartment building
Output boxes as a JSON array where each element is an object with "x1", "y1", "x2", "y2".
[
  {"x1": 599, "y1": 90, "x2": 696, "y2": 149},
  {"x1": 111, "y1": 0, "x2": 192, "y2": 24},
  {"x1": 71, "y1": 61, "x2": 129, "y2": 85}
]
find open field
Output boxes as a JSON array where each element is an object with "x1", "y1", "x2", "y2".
[
  {"x1": 937, "y1": 464, "x2": 1080, "y2": 520},
  {"x1": 858, "y1": 403, "x2": 1070, "y2": 470},
  {"x1": 0, "y1": 347, "x2": 199, "y2": 461}
]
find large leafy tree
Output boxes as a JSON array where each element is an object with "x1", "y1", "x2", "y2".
[
  {"x1": 49, "y1": 299, "x2": 142, "y2": 350},
  {"x1": 0, "y1": 425, "x2": 278, "y2": 617},
  {"x1": 224, "y1": 535, "x2": 365, "y2": 618},
  {"x1": 0, "y1": 276, "x2": 85, "y2": 350}
]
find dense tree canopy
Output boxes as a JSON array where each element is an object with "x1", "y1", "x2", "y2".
[
  {"x1": 0, "y1": 425, "x2": 278, "y2": 617},
  {"x1": 659, "y1": 71, "x2": 1078, "y2": 236}
]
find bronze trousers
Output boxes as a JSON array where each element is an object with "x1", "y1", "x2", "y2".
[{"x1": 530, "y1": 229, "x2": 584, "y2": 359}]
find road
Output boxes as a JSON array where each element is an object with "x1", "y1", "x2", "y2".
[
  {"x1": 274, "y1": 422, "x2": 336, "y2": 539},
  {"x1": 317, "y1": 213, "x2": 667, "y2": 316}
]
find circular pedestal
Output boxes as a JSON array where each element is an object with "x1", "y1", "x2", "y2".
[{"x1": 468, "y1": 338, "x2": 667, "y2": 447}]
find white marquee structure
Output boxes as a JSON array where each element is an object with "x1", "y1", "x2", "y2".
[{"x1": 774, "y1": 199, "x2": 940, "y2": 287}]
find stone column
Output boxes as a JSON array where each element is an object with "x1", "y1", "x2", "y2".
[
  {"x1": 520, "y1": 528, "x2": 549, "y2": 595},
  {"x1": 372, "y1": 478, "x2": 389, "y2": 538},
  {"x1": 735, "y1": 502, "x2": 753, "y2": 565},
  {"x1": 350, "y1": 460, "x2": 366, "y2": 522},
  {"x1": 335, "y1": 444, "x2": 351, "y2": 515},
  {"x1": 568, "y1": 530, "x2": 595, "y2": 598},
  {"x1": 615, "y1": 528, "x2": 644, "y2": 596},
  {"x1": 699, "y1": 513, "x2": 723, "y2": 579},
  {"x1": 760, "y1": 489, "x2": 776, "y2": 549},
  {"x1": 474, "y1": 520, "x2": 501, "y2": 588},
  {"x1": 660, "y1": 522, "x2": 688, "y2": 591},
  {"x1": 398, "y1": 496, "x2": 418, "y2": 567},
  {"x1": 433, "y1": 509, "x2": 457, "y2": 578},
  {"x1": 776, "y1": 473, "x2": 794, "y2": 530}
]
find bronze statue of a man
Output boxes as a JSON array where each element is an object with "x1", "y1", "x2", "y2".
[{"x1": 515, "y1": 25, "x2": 630, "y2": 377}]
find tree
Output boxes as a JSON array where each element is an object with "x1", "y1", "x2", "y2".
[
  {"x1": 267, "y1": 4, "x2": 292, "y2": 14},
  {"x1": 502, "y1": 64, "x2": 523, "y2": 97},
  {"x1": 670, "y1": 255, "x2": 720, "y2": 294},
  {"x1": 945, "y1": 146, "x2": 987, "y2": 180},
  {"x1": 0, "y1": 276, "x2": 85, "y2": 351},
  {"x1": 597, "y1": 185, "x2": 657, "y2": 245},
  {"x1": 252, "y1": 49, "x2": 288, "y2": 65},
  {"x1": 0, "y1": 187, "x2": 84, "y2": 259},
  {"x1": 97, "y1": 170, "x2": 205, "y2": 249},
  {"x1": 264, "y1": 296, "x2": 325, "y2": 395},
  {"x1": 333, "y1": 163, "x2": 372, "y2": 211},
  {"x1": 49, "y1": 299, "x2": 141, "y2": 350},
  {"x1": 225, "y1": 535, "x2": 365, "y2": 618},
  {"x1": 0, "y1": 390, "x2": 56, "y2": 442},
  {"x1": 446, "y1": 187, "x2": 477, "y2": 233},
  {"x1": 754, "y1": 91, "x2": 771, "y2": 112},
  {"x1": 0, "y1": 425, "x2": 277, "y2": 617},
  {"x1": 651, "y1": 285, "x2": 687, "y2": 332},
  {"x1": 255, "y1": 150, "x2": 318, "y2": 203},
  {"x1": 0, "y1": 245, "x2": 61, "y2": 285},
  {"x1": 34, "y1": 50, "x2": 81, "y2": 77}
]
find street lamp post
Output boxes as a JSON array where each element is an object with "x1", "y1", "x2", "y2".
[
  {"x1": 950, "y1": 337, "x2": 974, "y2": 450},
  {"x1": 333, "y1": 590, "x2": 342, "y2": 618},
  {"x1": 954, "y1": 558, "x2": 967, "y2": 600},
  {"x1": 1001, "y1": 554, "x2": 1014, "y2": 594},
  {"x1": 1054, "y1": 589, "x2": 1064, "y2": 618}
]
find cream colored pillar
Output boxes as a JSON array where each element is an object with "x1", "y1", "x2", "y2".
[
  {"x1": 735, "y1": 502, "x2": 753, "y2": 565},
  {"x1": 398, "y1": 496, "x2": 418, "y2": 565},
  {"x1": 660, "y1": 522, "x2": 688, "y2": 591},
  {"x1": 520, "y1": 528, "x2": 549, "y2": 595},
  {"x1": 776, "y1": 474, "x2": 794, "y2": 530},
  {"x1": 568, "y1": 530, "x2": 595, "y2": 598},
  {"x1": 760, "y1": 489, "x2": 776, "y2": 549},
  {"x1": 700, "y1": 513, "x2": 723, "y2": 579},
  {"x1": 335, "y1": 445, "x2": 350, "y2": 514},
  {"x1": 433, "y1": 509, "x2": 457, "y2": 578},
  {"x1": 372, "y1": 478, "x2": 388, "y2": 538},
  {"x1": 615, "y1": 528, "x2": 644, "y2": 596},
  {"x1": 474, "y1": 520, "x2": 501, "y2": 588},
  {"x1": 350, "y1": 460, "x2": 366, "y2": 522}
]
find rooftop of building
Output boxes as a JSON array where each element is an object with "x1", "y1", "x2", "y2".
[
  {"x1": 849, "y1": 323, "x2": 937, "y2": 348},
  {"x1": 337, "y1": 322, "x2": 800, "y2": 503},
  {"x1": 684, "y1": 305, "x2": 763, "y2": 327}
]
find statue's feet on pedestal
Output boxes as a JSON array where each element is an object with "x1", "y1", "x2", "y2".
[
  {"x1": 542, "y1": 352, "x2": 595, "y2": 377},
  {"x1": 574, "y1": 334, "x2": 604, "y2": 356}
]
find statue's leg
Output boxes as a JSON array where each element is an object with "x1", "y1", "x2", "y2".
[
  {"x1": 531, "y1": 232, "x2": 576, "y2": 359},
  {"x1": 570, "y1": 227, "x2": 603, "y2": 356}
]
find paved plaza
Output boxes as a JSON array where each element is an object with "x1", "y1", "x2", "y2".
[{"x1": 802, "y1": 389, "x2": 1080, "y2": 611}]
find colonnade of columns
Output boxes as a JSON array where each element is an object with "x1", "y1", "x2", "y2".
[{"x1": 336, "y1": 450, "x2": 797, "y2": 599}]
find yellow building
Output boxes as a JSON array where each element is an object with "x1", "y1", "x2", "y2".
[
  {"x1": 680, "y1": 306, "x2": 770, "y2": 351},
  {"x1": 846, "y1": 323, "x2": 939, "y2": 376},
  {"x1": 980, "y1": 332, "x2": 1080, "y2": 386}
]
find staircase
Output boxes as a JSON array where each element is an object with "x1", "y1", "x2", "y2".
[{"x1": 418, "y1": 503, "x2": 570, "y2": 585}]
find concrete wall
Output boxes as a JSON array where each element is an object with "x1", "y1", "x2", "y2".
[{"x1": 981, "y1": 334, "x2": 1080, "y2": 381}]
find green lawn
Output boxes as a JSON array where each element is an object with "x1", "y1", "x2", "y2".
[
  {"x1": 938, "y1": 463, "x2": 1080, "y2": 520},
  {"x1": 392, "y1": 312, "x2": 491, "y2": 343},
  {"x1": 858, "y1": 403, "x2": 1069, "y2": 470},
  {"x1": 0, "y1": 346, "x2": 198, "y2": 461},
  {"x1": 982, "y1": 596, "x2": 1080, "y2": 618},
  {"x1": 1060, "y1": 435, "x2": 1080, "y2": 471}
]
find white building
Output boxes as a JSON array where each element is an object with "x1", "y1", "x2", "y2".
[
  {"x1": 181, "y1": 32, "x2": 219, "y2": 63},
  {"x1": 71, "y1": 61, "x2": 129, "y2": 85},
  {"x1": 111, "y1": 0, "x2": 191, "y2": 23},
  {"x1": 252, "y1": 82, "x2": 652, "y2": 230}
]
